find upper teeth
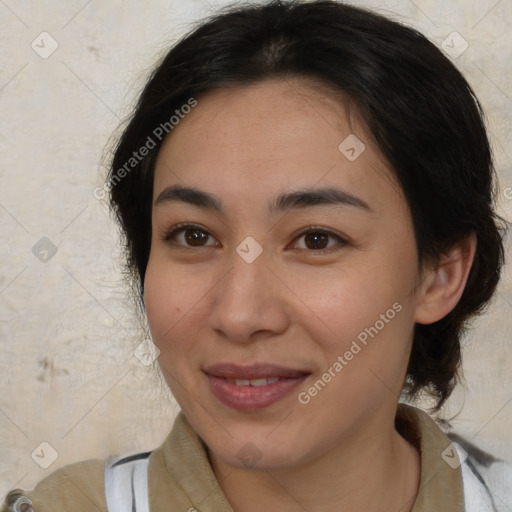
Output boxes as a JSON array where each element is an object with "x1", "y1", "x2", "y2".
[{"x1": 228, "y1": 377, "x2": 280, "y2": 386}]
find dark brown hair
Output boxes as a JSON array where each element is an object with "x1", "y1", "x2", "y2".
[{"x1": 107, "y1": 0, "x2": 505, "y2": 409}]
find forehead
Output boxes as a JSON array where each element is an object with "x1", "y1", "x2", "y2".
[{"x1": 153, "y1": 78, "x2": 402, "y2": 213}]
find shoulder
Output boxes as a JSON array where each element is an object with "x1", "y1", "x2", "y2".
[
  {"x1": 1, "y1": 458, "x2": 106, "y2": 512},
  {"x1": 449, "y1": 433, "x2": 512, "y2": 512},
  {"x1": 397, "y1": 404, "x2": 512, "y2": 510}
]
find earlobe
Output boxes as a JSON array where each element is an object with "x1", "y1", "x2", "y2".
[{"x1": 414, "y1": 232, "x2": 477, "y2": 325}]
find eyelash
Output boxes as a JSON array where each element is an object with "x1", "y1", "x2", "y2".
[{"x1": 161, "y1": 222, "x2": 348, "y2": 254}]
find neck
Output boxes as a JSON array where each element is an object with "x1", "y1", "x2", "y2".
[{"x1": 209, "y1": 407, "x2": 420, "y2": 512}]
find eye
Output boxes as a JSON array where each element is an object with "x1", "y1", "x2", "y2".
[
  {"x1": 162, "y1": 223, "x2": 219, "y2": 248},
  {"x1": 290, "y1": 226, "x2": 347, "y2": 253}
]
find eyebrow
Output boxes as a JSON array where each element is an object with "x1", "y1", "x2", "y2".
[{"x1": 154, "y1": 184, "x2": 372, "y2": 215}]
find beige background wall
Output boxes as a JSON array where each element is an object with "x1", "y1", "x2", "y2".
[{"x1": 1, "y1": 0, "x2": 511, "y2": 498}]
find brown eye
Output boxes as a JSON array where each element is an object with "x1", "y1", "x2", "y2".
[
  {"x1": 303, "y1": 232, "x2": 329, "y2": 250},
  {"x1": 292, "y1": 227, "x2": 347, "y2": 253},
  {"x1": 163, "y1": 224, "x2": 219, "y2": 248},
  {"x1": 183, "y1": 228, "x2": 209, "y2": 246}
]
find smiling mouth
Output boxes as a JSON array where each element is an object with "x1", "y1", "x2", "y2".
[{"x1": 203, "y1": 363, "x2": 311, "y2": 410}]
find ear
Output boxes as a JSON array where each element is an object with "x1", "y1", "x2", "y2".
[{"x1": 414, "y1": 232, "x2": 477, "y2": 325}]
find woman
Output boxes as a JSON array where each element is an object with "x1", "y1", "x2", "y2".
[{"x1": 3, "y1": 0, "x2": 511, "y2": 510}]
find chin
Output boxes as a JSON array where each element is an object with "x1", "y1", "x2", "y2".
[{"x1": 211, "y1": 440, "x2": 300, "y2": 472}]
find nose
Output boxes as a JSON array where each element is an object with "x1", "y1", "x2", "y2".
[{"x1": 208, "y1": 247, "x2": 290, "y2": 343}]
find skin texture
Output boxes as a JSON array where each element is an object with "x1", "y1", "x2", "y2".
[{"x1": 144, "y1": 78, "x2": 476, "y2": 511}]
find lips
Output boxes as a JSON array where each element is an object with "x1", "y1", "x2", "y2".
[
  {"x1": 203, "y1": 363, "x2": 311, "y2": 410},
  {"x1": 203, "y1": 362, "x2": 309, "y2": 380}
]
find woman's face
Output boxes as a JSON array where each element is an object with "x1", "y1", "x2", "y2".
[{"x1": 144, "y1": 78, "x2": 427, "y2": 470}]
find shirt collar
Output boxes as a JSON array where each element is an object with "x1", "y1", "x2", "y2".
[
  {"x1": 397, "y1": 403, "x2": 465, "y2": 511},
  {"x1": 149, "y1": 404, "x2": 465, "y2": 511}
]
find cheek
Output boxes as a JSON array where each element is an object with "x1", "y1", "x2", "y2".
[
  {"x1": 299, "y1": 266, "x2": 416, "y2": 390},
  {"x1": 143, "y1": 257, "x2": 199, "y2": 350},
  {"x1": 293, "y1": 266, "x2": 405, "y2": 345},
  {"x1": 143, "y1": 259, "x2": 208, "y2": 402}
]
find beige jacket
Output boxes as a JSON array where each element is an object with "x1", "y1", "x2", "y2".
[{"x1": 2, "y1": 404, "x2": 507, "y2": 511}]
